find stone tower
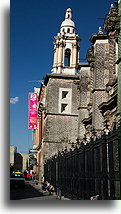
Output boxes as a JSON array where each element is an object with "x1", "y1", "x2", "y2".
[{"x1": 42, "y1": 8, "x2": 81, "y2": 161}]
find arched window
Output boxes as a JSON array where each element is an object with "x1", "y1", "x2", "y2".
[
  {"x1": 67, "y1": 28, "x2": 70, "y2": 33},
  {"x1": 64, "y1": 49, "x2": 71, "y2": 67}
]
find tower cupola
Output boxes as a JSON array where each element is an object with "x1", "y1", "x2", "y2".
[
  {"x1": 60, "y1": 8, "x2": 76, "y2": 34},
  {"x1": 52, "y1": 8, "x2": 81, "y2": 75}
]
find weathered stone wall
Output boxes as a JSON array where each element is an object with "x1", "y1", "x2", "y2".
[
  {"x1": 94, "y1": 42, "x2": 109, "y2": 88},
  {"x1": 78, "y1": 65, "x2": 90, "y2": 141},
  {"x1": 43, "y1": 115, "x2": 78, "y2": 159},
  {"x1": 92, "y1": 41, "x2": 109, "y2": 131},
  {"x1": 43, "y1": 76, "x2": 80, "y2": 159},
  {"x1": 92, "y1": 91, "x2": 106, "y2": 130},
  {"x1": 45, "y1": 77, "x2": 79, "y2": 114},
  {"x1": 44, "y1": 114, "x2": 78, "y2": 143}
]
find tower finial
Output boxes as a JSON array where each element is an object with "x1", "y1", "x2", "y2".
[
  {"x1": 65, "y1": 8, "x2": 72, "y2": 19},
  {"x1": 98, "y1": 26, "x2": 103, "y2": 34},
  {"x1": 109, "y1": 3, "x2": 114, "y2": 13}
]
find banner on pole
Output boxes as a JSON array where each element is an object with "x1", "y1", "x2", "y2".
[{"x1": 28, "y1": 93, "x2": 38, "y2": 129}]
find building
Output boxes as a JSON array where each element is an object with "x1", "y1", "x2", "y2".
[
  {"x1": 33, "y1": 8, "x2": 81, "y2": 180},
  {"x1": 10, "y1": 145, "x2": 17, "y2": 169},
  {"x1": 10, "y1": 145, "x2": 29, "y2": 173},
  {"x1": 35, "y1": 1, "x2": 120, "y2": 185},
  {"x1": 78, "y1": 1, "x2": 120, "y2": 143},
  {"x1": 20, "y1": 153, "x2": 29, "y2": 171},
  {"x1": 38, "y1": 8, "x2": 81, "y2": 179}
]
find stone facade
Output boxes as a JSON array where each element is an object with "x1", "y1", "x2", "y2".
[
  {"x1": 42, "y1": 74, "x2": 80, "y2": 160},
  {"x1": 35, "y1": 1, "x2": 120, "y2": 181},
  {"x1": 78, "y1": 1, "x2": 120, "y2": 143}
]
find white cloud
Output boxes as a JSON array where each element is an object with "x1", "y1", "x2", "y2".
[{"x1": 10, "y1": 97, "x2": 19, "y2": 104}]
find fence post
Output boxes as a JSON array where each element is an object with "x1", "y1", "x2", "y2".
[
  {"x1": 90, "y1": 139, "x2": 95, "y2": 197},
  {"x1": 81, "y1": 143, "x2": 85, "y2": 199},
  {"x1": 101, "y1": 134, "x2": 108, "y2": 199},
  {"x1": 70, "y1": 147, "x2": 74, "y2": 200},
  {"x1": 108, "y1": 132, "x2": 116, "y2": 199}
]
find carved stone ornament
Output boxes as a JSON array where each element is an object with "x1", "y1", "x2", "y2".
[
  {"x1": 104, "y1": 8, "x2": 119, "y2": 33},
  {"x1": 86, "y1": 46, "x2": 94, "y2": 62}
]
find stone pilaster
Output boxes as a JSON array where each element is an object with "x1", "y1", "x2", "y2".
[
  {"x1": 53, "y1": 43, "x2": 59, "y2": 67},
  {"x1": 89, "y1": 35, "x2": 110, "y2": 133},
  {"x1": 78, "y1": 64, "x2": 90, "y2": 142}
]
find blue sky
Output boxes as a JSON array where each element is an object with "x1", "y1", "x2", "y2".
[{"x1": 10, "y1": 0, "x2": 114, "y2": 153}]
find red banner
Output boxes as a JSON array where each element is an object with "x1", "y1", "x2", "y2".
[{"x1": 28, "y1": 93, "x2": 38, "y2": 129}]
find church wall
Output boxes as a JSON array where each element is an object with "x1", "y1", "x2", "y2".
[
  {"x1": 45, "y1": 77, "x2": 79, "y2": 114},
  {"x1": 43, "y1": 114, "x2": 78, "y2": 159},
  {"x1": 37, "y1": 3, "x2": 120, "y2": 184},
  {"x1": 92, "y1": 40, "x2": 110, "y2": 132},
  {"x1": 43, "y1": 76, "x2": 80, "y2": 159}
]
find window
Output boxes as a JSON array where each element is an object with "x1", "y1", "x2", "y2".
[
  {"x1": 61, "y1": 104, "x2": 68, "y2": 113},
  {"x1": 64, "y1": 48, "x2": 71, "y2": 67},
  {"x1": 62, "y1": 91, "x2": 68, "y2": 99},
  {"x1": 67, "y1": 28, "x2": 70, "y2": 33},
  {"x1": 58, "y1": 88, "x2": 72, "y2": 114}
]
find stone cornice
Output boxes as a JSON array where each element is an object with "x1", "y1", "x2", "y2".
[
  {"x1": 44, "y1": 73, "x2": 79, "y2": 85},
  {"x1": 89, "y1": 34, "x2": 108, "y2": 44},
  {"x1": 45, "y1": 112, "x2": 78, "y2": 117},
  {"x1": 99, "y1": 93, "x2": 117, "y2": 113},
  {"x1": 78, "y1": 106, "x2": 88, "y2": 110},
  {"x1": 91, "y1": 88, "x2": 106, "y2": 93},
  {"x1": 78, "y1": 62, "x2": 90, "y2": 67}
]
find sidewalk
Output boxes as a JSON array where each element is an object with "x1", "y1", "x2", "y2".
[{"x1": 30, "y1": 181, "x2": 70, "y2": 200}]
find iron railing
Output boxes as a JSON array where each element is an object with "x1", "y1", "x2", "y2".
[{"x1": 44, "y1": 129, "x2": 120, "y2": 200}]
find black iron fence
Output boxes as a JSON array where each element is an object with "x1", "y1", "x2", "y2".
[{"x1": 44, "y1": 129, "x2": 120, "y2": 200}]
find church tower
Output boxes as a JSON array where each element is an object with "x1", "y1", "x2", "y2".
[
  {"x1": 52, "y1": 8, "x2": 81, "y2": 75},
  {"x1": 41, "y1": 8, "x2": 81, "y2": 163}
]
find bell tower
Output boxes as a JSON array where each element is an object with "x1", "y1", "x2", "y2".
[
  {"x1": 41, "y1": 8, "x2": 80, "y2": 163},
  {"x1": 52, "y1": 8, "x2": 81, "y2": 75}
]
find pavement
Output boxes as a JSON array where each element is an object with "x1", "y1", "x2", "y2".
[{"x1": 29, "y1": 181, "x2": 70, "y2": 200}]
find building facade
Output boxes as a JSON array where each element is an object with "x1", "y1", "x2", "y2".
[
  {"x1": 34, "y1": 1, "x2": 120, "y2": 183},
  {"x1": 42, "y1": 8, "x2": 81, "y2": 161},
  {"x1": 10, "y1": 145, "x2": 17, "y2": 168},
  {"x1": 78, "y1": 1, "x2": 120, "y2": 144},
  {"x1": 10, "y1": 145, "x2": 29, "y2": 173}
]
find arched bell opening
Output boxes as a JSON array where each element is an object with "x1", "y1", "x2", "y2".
[{"x1": 64, "y1": 48, "x2": 71, "y2": 67}]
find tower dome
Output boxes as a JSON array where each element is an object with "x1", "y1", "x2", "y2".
[
  {"x1": 60, "y1": 8, "x2": 76, "y2": 34},
  {"x1": 61, "y1": 19, "x2": 75, "y2": 28}
]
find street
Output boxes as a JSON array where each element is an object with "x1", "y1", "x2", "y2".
[
  {"x1": 10, "y1": 181, "x2": 57, "y2": 200},
  {"x1": 10, "y1": 181, "x2": 70, "y2": 200}
]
